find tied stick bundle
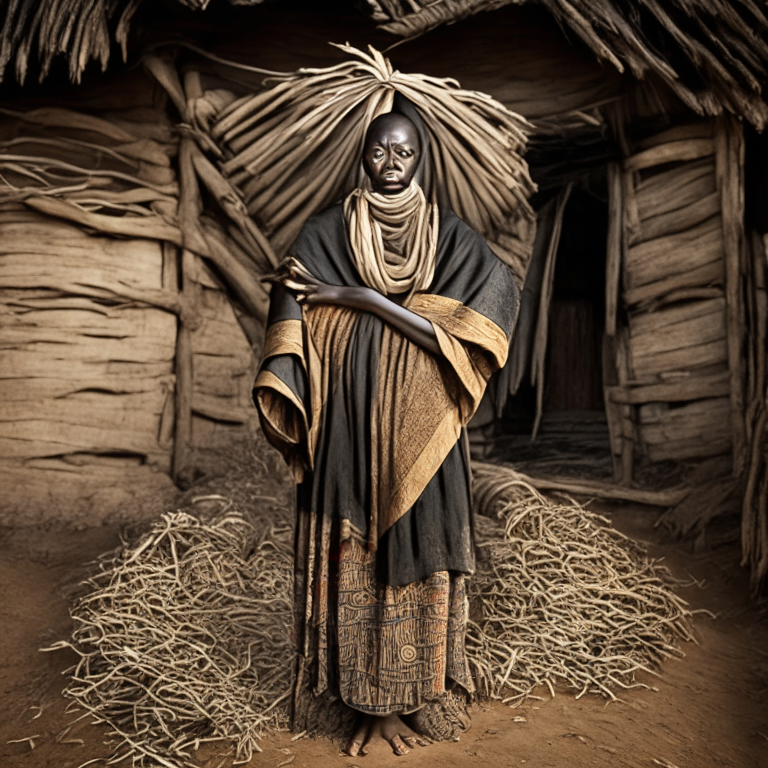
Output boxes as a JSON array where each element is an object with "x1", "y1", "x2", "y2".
[
  {"x1": 469, "y1": 467, "x2": 696, "y2": 704},
  {"x1": 210, "y1": 43, "x2": 535, "y2": 260},
  {"x1": 44, "y1": 508, "x2": 293, "y2": 767}
]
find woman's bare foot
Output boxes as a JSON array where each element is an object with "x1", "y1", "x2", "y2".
[{"x1": 346, "y1": 714, "x2": 429, "y2": 756}]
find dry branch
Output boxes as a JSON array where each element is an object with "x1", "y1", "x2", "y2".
[{"x1": 44, "y1": 457, "x2": 699, "y2": 764}]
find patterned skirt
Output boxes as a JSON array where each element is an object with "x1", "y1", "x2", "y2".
[
  {"x1": 334, "y1": 539, "x2": 473, "y2": 714},
  {"x1": 299, "y1": 521, "x2": 473, "y2": 719}
]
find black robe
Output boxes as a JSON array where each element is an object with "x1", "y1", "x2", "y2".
[{"x1": 254, "y1": 201, "x2": 518, "y2": 717}]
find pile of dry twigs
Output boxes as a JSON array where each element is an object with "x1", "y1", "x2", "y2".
[
  {"x1": 45, "y1": 504, "x2": 293, "y2": 767},
  {"x1": 49, "y1": 457, "x2": 697, "y2": 767},
  {"x1": 470, "y1": 467, "x2": 696, "y2": 705}
]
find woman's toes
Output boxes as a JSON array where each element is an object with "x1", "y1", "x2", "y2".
[
  {"x1": 347, "y1": 739, "x2": 363, "y2": 757},
  {"x1": 389, "y1": 734, "x2": 409, "y2": 755},
  {"x1": 347, "y1": 723, "x2": 368, "y2": 757}
]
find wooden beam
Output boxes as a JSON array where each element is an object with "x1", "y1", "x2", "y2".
[
  {"x1": 624, "y1": 138, "x2": 715, "y2": 172},
  {"x1": 605, "y1": 162, "x2": 622, "y2": 336},
  {"x1": 606, "y1": 372, "x2": 730, "y2": 405},
  {"x1": 715, "y1": 116, "x2": 747, "y2": 474},
  {"x1": 472, "y1": 461, "x2": 690, "y2": 507},
  {"x1": 172, "y1": 250, "x2": 197, "y2": 487},
  {"x1": 531, "y1": 183, "x2": 572, "y2": 440}
]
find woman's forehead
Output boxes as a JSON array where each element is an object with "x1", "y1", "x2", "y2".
[{"x1": 365, "y1": 115, "x2": 420, "y2": 148}]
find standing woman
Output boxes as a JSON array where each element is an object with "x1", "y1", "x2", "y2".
[{"x1": 253, "y1": 97, "x2": 520, "y2": 755}]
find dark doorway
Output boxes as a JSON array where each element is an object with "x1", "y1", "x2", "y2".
[
  {"x1": 544, "y1": 184, "x2": 607, "y2": 412},
  {"x1": 485, "y1": 177, "x2": 612, "y2": 475}
]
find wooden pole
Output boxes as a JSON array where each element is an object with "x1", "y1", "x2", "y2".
[
  {"x1": 531, "y1": 183, "x2": 572, "y2": 440},
  {"x1": 758, "y1": 235, "x2": 768, "y2": 404},
  {"x1": 505, "y1": 195, "x2": 558, "y2": 404},
  {"x1": 715, "y1": 116, "x2": 747, "y2": 475},
  {"x1": 172, "y1": 134, "x2": 204, "y2": 487},
  {"x1": 616, "y1": 328, "x2": 635, "y2": 485},
  {"x1": 605, "y1": 162, "x2": 622, "y2": 337},
  {"x1": 158, "y1": 242, "x2": 181, "y2": 453},
  {"x1": 747, "y1": 231, "x2": 767, "y2": 436},
  {"x1": 602, "y1": 335, "x2": 624, "y2": 481},
  {"x1": 741, "y1": 405, "x2": 765, "y2": 567},
  {"x1": 172, "y1": 250, "x2": 198, "y2": 487},
  {"x1": 171, "y1": 247, "x2": 210, "y2": 487}
]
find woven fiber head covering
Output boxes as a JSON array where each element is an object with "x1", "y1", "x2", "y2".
[{"x1": 211, "y1": 44, "x2": 535, "y2": 265}]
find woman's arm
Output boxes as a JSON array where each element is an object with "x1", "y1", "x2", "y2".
[
  {"x1": 283, "y1": 264, "x2": 442, "y2": 357},
  {"x1": 341, "y1": 286, "x2": 442, "y2": 356}
]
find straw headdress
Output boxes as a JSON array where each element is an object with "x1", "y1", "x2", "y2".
[{"x1": 210, "y1": 44, "x2": 535, "y2": 264}]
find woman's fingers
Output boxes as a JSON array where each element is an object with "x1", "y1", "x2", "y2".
[
  {"x1": 288, "y1": 263, "x2": 317, "y2": 281},
  {"x1": 290, "y1": 261, "x2": 315, "y2": 280},
  {"x1": 283, "y1": 271, "x2": 342, "y2": 308},
  {"x1": 284, "y1": 279, "x2": 319, "y2": 293}
]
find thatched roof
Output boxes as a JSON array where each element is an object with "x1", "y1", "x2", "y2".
[
  {"x1": 369, "y1": 0, "x2": 768, "y2": 127},
  {"x1": 1, "y1": 0, "x2": 768, "y2": 127},
  {"x1": 0, "y1": 0, "x2": 264, "y2": 84}
]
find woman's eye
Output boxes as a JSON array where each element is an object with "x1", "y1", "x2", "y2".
[{"x1": 373, "y1": 151, "x2": 384, "y2": 160}]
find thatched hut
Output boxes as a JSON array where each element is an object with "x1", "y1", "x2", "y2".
[{"x1": 1, "y1": 0, "x2": 767, "y2": 588}]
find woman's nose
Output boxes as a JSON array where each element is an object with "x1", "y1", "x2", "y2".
[{"x1": 384, "y1": 150, "x2": 400, "y2": 169}]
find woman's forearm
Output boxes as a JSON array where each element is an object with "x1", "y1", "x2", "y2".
[{"x1": 347, "y1": 287, "x2": 442, "y2": 357}]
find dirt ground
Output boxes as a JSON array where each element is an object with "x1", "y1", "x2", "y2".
[{"x1": 1, "y1": 499, "x2": 767, "y2": 768}]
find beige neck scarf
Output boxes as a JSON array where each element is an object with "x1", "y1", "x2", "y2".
[{"x1": 343, "y1": 182, "x2": 439, "y2": 297}]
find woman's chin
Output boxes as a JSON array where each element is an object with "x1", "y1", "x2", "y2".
[{"x1": 375, "y1": 182, "x2": 406, "y2": 195}]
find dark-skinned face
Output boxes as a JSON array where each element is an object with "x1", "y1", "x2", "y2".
[{"x1": 362, "y1": 114, "x2": 421, "y2": 195}]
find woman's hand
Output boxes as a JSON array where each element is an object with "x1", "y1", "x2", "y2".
[
  {"x1": 280, "y1": 258, "x2": 442, "y2": 357},
  {"x1": 282, "y1": 260, "x2": 358, "y2": 308}
]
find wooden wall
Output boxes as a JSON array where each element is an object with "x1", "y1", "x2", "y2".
[
  {"x1": 0, "y1": 214, "x2": 178, "y2": 525},
  {"x1": 0, "y1": 72, "x2": 259, "y2": 527},
  {"x1": 604, "y1": 116, "x2": 745, "y2": 477}
]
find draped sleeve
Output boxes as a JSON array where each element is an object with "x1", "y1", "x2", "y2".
[
  {"x1": 252, "y1": 206, "x2": 363, "y2": 484},
  {"x1": 407, "y1": 210, "x2": 519, "y2": 423},
  {"x1": 253, "y1": 283, "x2": 311, "y2": 481}
]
